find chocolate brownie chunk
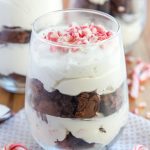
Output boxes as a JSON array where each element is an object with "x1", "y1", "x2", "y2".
[
  {"x1": 30, "y1": 80, "x2": 75, "y2": 118},
  {"x1": 100, "y1": 87, "x2": 123, "y2": 116},
  {"x1": 0, "y1": 26, "x2": 31, "y2": 44},
  {"x1": 75, "y1": 92, "x2": 100, "y2": 118},
  {"x1": 56, "y1": 133, "x2": 94, "y2": 149}
]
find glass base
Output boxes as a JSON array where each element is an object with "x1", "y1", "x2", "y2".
[
  {"x1": 0, "y1": 74, "x2": 25, "y2": 93},
  {"x1": 32, "y1": 127, "x2": 125, "y2": 150}
]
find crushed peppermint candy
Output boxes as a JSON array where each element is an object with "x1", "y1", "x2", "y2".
[
  {"x1": 2, "y1": 144, "x2": 28, "y2": 150},
  {"x1": 43, "y1": 23, "x2": 112, "y2": 52},
  {"x1": 126, "y1": 56, "x2": 150, "y2": 99},
  {"x1": 137, "y1": 102, "x2": 147, "y2": 109},
  {"x1": 145, "y1": 112, "x2": 150, "y2": 120},
  {"x1": 132, "y1": 144, "x2": 149, "y2": 150}
]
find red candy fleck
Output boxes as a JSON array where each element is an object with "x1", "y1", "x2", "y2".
[
  {"x1": 44, "y1": 23, "x2": 113, "y2": 53},
  {"x1": 145, "y1": 112, "x2": 150, "y2": 120},
  {"x1": 132, "y1": 144, "x2": 149, "y2": 150},
  {"x1": 3, "y1": 144, "x2": 28, "y2": 150}
]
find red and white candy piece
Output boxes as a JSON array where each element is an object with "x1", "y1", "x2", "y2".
[
  {"x1": 44, "y1": 23, "x2": 113, "y2": 53},
  {"x1": 132, "y1": 144, "x2": 149, "y2": 150},
  {"x1": 3, "y1": 144, "x2": 28, "y2": 150},
  {"x1": 126, "y1": 55, "x2": 150, "y2": 99}
]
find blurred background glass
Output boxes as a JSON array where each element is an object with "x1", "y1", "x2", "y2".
[
  {"x1": 70, "y1": 0, "x2": 147, "y2": 52},
  {"x1": 0, "y1": 0, "x2": 62, "y2": 93}
]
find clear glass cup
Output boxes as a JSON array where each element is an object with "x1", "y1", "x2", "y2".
[
  {"x1": 25, "y1": 9, "x2": 129, "y2": 150},
  {"x1": 0, "y1": 0, "x2": 62, "y2": 93},
  {"x1": 70, "y1": 0, "x2": 147, "y2": 52}
]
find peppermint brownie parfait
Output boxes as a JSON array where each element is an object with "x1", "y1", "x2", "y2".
[
  {"x1": 0, "y1": 0, "x2": 62, "y2": 93},
  {"x1": 70, "y1": 0, "x2": 147, "y2": 52},
  {"x1": 25, "y1": 10, "x2": 129, "y2": 150}
]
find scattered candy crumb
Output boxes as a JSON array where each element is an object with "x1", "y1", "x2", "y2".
[
  {"x1": 132, "y1": 108, "x2": 139, "y2": 115},
  {"x1": 132, "y1": 144, "x2": 149, "y2": 150},
  {"x1": 2, "y1": 144, "x2": 28, "y2": 150},
  {"x1": 126, "y1": 56, "x2": 150, "y2": 118},
  {"x1": 145, "y1": 112, "x2": 150, "y2": 120},
  {"x1": 140, "y1": 86, "x2": 145, "y2": 92},
  {"x1": 137, "y1": 102, "x2": 147, "y2": 109}
]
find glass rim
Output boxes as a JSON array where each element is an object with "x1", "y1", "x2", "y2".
[{"x1": 32, "y1": 9, "x2": 120, "y2": 48}]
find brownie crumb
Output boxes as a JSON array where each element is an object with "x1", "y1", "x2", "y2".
[{"x1": 99, "y1": 127, "x2": 106, "y2": 133}]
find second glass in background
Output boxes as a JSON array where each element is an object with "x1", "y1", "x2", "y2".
[
  {"x1": 0, "y1": 0, "x2": 62, "y2": 93},
  {"x1": 70, "y1": 0, "x2": 147, "y2": 52}
]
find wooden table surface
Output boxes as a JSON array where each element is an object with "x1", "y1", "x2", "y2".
[{"x1": 0, "y1": 1, "x2": 150, "y2": 119}]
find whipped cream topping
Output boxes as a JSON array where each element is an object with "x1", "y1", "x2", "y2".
[
  {"x1": 0, "y1": 44, "x2": 28, "y2": 75},
  {"x1": 89, "y1": 0, "x2": 108, "y2": 5},
  {"x1": 26, "y1": 99, "x2": 128, "y2": 146},
  {"x1": 31, "y1": 23, "x2": 124, "y2": 96},
  {"x1": 0, "y1": 0, "x2": 62, "y2": 29}
]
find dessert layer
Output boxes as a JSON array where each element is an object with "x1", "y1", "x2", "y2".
[
  {"x1": 26, "y1": 97, "x2": 128, "y2": 146},
  {"x1": 0, "y1": 43, "x2": 28, "y2": 75},
  {"x1": 0, "y1": 0, "x2": 62, "y2": 29},
  {"x1": 30, "y1": 79, "x2": 123, "y2": 118},
  {"x1": 31, "y1": 43, "x2": 124, "y2": 95}
]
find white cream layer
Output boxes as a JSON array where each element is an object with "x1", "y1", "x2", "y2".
[
  {"x1": 26, "y1": 100, "x2": 128, "y2": 147},
  {"x1": 0, "y1": 0, "x2": 62, "y2": 29},
  {"x1": 30, "y1": 36, "x2": 125, "y2": 96},
  {"x1": 118, "y1": 18, "x2": 143, "y2": 49},
  {"x1": 89, "y1": 0, "x2": 108, "y2": 5},
  {"x1": 0, "y1": 44, "x2": 28, "y2": 75}
]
